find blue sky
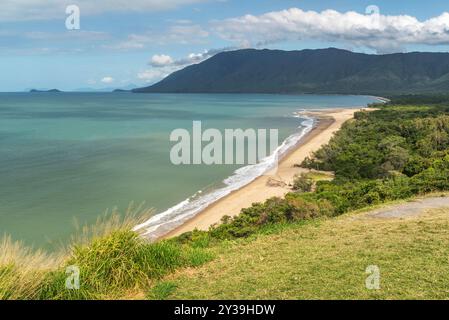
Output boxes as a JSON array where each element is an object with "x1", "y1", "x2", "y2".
[{"x1": 1, "y1": 0, "x2": 449, "y2": 91}]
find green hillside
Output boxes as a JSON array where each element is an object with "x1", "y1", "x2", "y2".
[
  {"x1": 134, "y1": 48, "x2": 449, "y2": 95},
  {"x1": 152, "y1": 204, "x2": 449, "y2": 300}
]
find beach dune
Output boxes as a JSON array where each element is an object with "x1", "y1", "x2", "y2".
[{"x1": 160, "y1": 108, "x2": 364, "y2": 239}]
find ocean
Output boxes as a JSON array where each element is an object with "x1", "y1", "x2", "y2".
[{"x1": 0, "y1": 93, "x2": 378, "y2": 247}]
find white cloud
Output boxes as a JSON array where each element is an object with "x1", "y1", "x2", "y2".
[
  {"x1": 101, "y1": 76, "x2": 114, "y2": 84},
  {"x1": 174, "y1": 47, "x2": 229, "y2": 64},
  {"x1": 0, "y1": 0, "x2": 206, "y2": 22},
  {"x1": 150, "y1": 54, "x2": 174, "y2": 67},
  {"x1": 137, "y1": 69, "x2": 172, "y2": 83},
  {"x1": 137, "y1": 47, "x2": 235, "y2": 84},
  {"x1": 212, "y1": 8, "x2": 449, "y2": 53},
  {"x1": 150, "y1": 47, "x2": 234, "y2": 68}
]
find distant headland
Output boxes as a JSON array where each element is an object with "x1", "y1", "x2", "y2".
[{"x1": 29, "y1": 89, "x2": 62, "y2": 93}]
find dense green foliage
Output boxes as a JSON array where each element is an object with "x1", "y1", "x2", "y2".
[
  {"x1": 387, "y1": 94, "x2": 449, "y2": 105},
  {"x1": 292, "y1": 173, "x2": 314, "y2": 192},
  {"x1": 298, "y1": 101, "x2": 449, "y2": 212},
  {"x1": 134, "y1": 49, "x2": 449, "y2": 95}
]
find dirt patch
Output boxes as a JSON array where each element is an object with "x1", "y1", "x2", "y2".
[
  {"x1": 364, "y1": 196, "x2": 449, "y2": 219},
  {"x1": 266, "y1": 178, "x2": 287, "y2": 188}
]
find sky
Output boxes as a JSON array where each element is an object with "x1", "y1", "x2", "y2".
[{"x1": 1, "y1": 0, "x2": 449, "y2": 91}]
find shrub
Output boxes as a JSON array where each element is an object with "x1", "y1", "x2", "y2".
[
  {"x1": 286, "y1": 197, "x2": 321, "y2": 220},
  {"x1": 292, "y1": 173, "x2": 313, "y2": 192}
]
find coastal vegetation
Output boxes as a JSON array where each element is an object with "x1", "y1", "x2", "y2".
[
  {"x1": 292, "y1": 173, "x2": 314, "y2": 192},
  {"x1": 2, "y1": 95, "x2": 449, "y2": 299}
]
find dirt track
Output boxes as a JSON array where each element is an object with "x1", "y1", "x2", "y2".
[{"x1": 363, "y1": 196, "x2": 449, "y2": 219}]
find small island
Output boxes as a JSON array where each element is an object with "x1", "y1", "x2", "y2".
[
  {"x1": 29, "y1": 89, "x2": 62, "y2": 93},
  {"x1": 112, "y1": 89, "x2": 130, "y2": 93}
]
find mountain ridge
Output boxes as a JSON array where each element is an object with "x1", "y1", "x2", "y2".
[{"x1": 133, "y1": 48, "x2": 449, "y2": 95}]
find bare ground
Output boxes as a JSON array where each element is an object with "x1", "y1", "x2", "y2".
[{"x1": 363, "y1": 195, "x2": 449, "y2": 219}]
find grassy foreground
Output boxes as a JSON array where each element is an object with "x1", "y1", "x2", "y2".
[
  {"x1": 153, "y1": 205, "x2": 449, "y2": 300},
  {"x1": 0, "y1": 207, "x2": 214, "y2": 300}
]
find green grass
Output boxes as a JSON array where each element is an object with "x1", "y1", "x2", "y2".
[
  {"x1": 154, "y1": 208, "x2": 449, "y2": 300},
  {"x1": 0, "y1": 206, "x2": 214, "y2": 300},
  {"x1": 147, "y1": 281, "x2": 178, "y2": 300},
  {"x1": 304, "y1": 171, "x2": 334, "y2": 182}
]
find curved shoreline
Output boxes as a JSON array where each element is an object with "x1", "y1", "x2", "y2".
[
  {"x1": 156, "y1": 108, "x2": 365, "y2": 240},
  {"x1": 135, "y1": 114, "x2": 315, "y2": 239}
]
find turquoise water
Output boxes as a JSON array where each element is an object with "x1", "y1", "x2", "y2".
[{"x1": 0, "y1": 93, "x2": 378, "y2": 247}]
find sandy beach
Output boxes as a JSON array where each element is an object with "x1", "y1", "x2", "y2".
[{"x1": 160, "y1": 108, "x2": 365, "y2": 239}]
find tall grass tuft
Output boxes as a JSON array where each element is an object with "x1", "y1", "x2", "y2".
[
  {"x1": 0, "y1": 235, "x2": 60, "y2": 300},
  {"x1": 1, "y1": 203, "x2": 214, "y2": 300},
  {"x1": 69, "y1": 202, "x2": 154, "y2": 247},
  {"x1": 39, "y1": 204, "x2": 157, "y2": 299},
  {"x1": 40, "y1": 230, "x2": 154, "y2": 299}
]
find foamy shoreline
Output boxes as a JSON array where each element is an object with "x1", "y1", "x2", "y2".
[
  {"x1": 134, "y1": 113, "x2": 315, "y2": 238},
  {"x1": 136, "y1": 108, "x2": 367, "y2": 240}
]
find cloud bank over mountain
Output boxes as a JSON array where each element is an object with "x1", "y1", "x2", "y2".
[{"x1": 212, "y1": 8, "x2": 449, "y2": 53}]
